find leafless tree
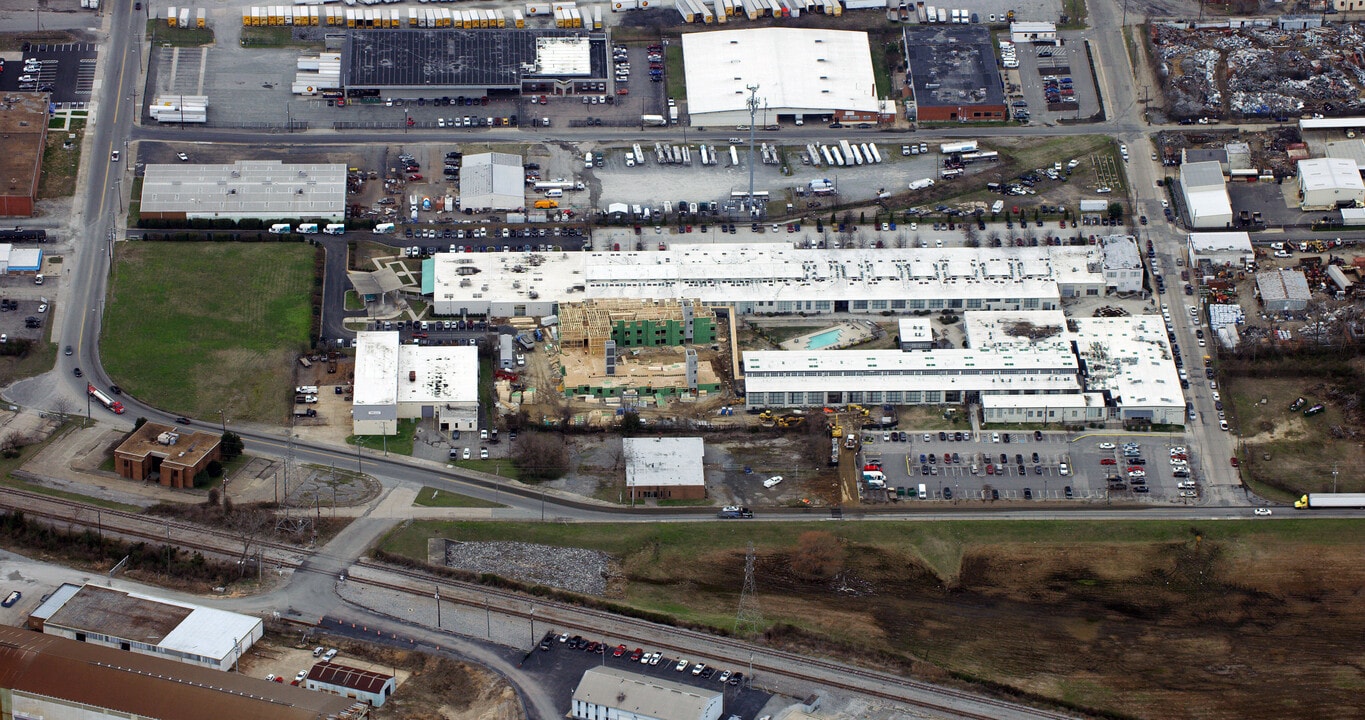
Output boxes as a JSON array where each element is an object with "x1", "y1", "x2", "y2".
[
  {"x1": 51, "y1": 396, "x2": 75, "y2": 418},
  {"x1": 224, "y1": 508, "x2": 274, "y2": 576}
]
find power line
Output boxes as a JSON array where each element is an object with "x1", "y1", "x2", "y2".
[{"x1": 734, "y1": 541, "x2": 763, "y2": 637}]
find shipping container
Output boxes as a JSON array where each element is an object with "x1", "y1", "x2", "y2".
[
  {"x1": 513, "y1": 8, "x2": 525, "y2": 26},
  {"x1": 591, "y1": 4, "x2": 602, "y2": 27},
  {"x1": 526, "y1": 2, "x2": 551, "y2": 14}
]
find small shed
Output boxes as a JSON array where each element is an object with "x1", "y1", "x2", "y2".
[
  {"x1": 305, "y1": 661, "x2": 396, "y2": 707},
  {"x1": 1256, "y1": 269, "x2": 1311, "y2": 313}
]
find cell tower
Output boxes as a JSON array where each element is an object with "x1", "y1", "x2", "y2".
[{"x1": 734, "y1": 542, "x2": 764, "y2": 637}]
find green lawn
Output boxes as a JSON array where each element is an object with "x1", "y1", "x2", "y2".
[
  {"x1": 450, "y1": 458, "x2": 520, "y2": 479},
  {"x1": 412, "y1": 486, "x2": 505, "y2": 508},
  {"x1": 146, "y1": 20, "x2": 216, "y2": 47},
  {"x1": 343, "y1": 290, "x2": 365, "y2": 311},
  {"x1": 664, "y1": 45, "x2": 686, "y2": 102},
  {"x1": 238, "y1": 25, "x2": 322, "y2": 49},
  {"x1": 348, "y1": 418, "x2": 417, "y2": 455},
  {"x1": 102, "y1": 243, "x2": 317, "y2": 422},
  {"x1": 39, "y1": 118, "x2": 84, "y2": 199}
]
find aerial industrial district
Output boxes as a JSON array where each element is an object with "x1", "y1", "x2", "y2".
[{"x1": 5, "y1": 0, "x2": 1365, "y2": 715}]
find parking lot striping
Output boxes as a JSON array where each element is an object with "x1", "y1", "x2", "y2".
[
  {"x1": 75, "y1": 59, "x2": 97, "y2": 95},
  {"x1": 197, "y1": 46, "x2": 209, "y2": 96}
]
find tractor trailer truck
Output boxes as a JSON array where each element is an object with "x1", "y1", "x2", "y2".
[{"x1": 1295, "y1": 493, "x2": 1365, "y2": 509}]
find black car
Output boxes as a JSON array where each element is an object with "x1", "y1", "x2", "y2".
[
  {"x1": 1002, "y1": 433, "x2": 1011, "y2": 443},
  {"x1": 999, "y1": 453, "x2": 1008, "y2": 464},
  {"x1": 72, "y1": 367, "x2": 82, "y2": 377},
  {"x1": 1015, "y1": 454, "x2": 1024, "y2": 465},
  {"x1": 1018, "y1": 465, "x2": 1026, "y2": 475},
  {"x1": 943, "y1": 486, "x2": 953, "y2": 499},
  {"x1": 1130, "y1": 458, "x2": 1147, "y2": 465},
  {"x1": 991, "y1": 488, "x2": 1000, "y2": 500},
  {"x1": 1024, "y1": 488, "x2": 1033, "y2": 499},
  {"x1": 1134, "y1": 485, "x2": 1150, "y2": 493},
  {"x1": 109, "y1": 385, "x2": 122, "y2": 395},
  {"x1": 921, "y1": 464, "x2": 929, "y2": 476},
  {"x1": 955, "y1": 432, "x2": 964, "y2": 441},
  {"x1": 174, "y1": 417, "x2": 191, "y2": 424},
  {"x1": 1064, "y1": 486, "x2": 1073, "y2": 498},
  {"x1": 939, "y1": 431, "x2": 947, "y2": 441},
  {"x1": 1034, "y1": 429, "x2": 1043, "y2": 441},
  {"x1": 1032, "y1": 452, "x2": 1040, "y2": 463}
]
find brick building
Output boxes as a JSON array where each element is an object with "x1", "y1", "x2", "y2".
[
  {"x1": 113, "y1": 422, "x2": 222, "y2": 488},
  {"x1": 0, "y1": 93, "x2": 49, "y2": 217}
]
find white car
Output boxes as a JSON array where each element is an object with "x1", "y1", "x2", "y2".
[
  {"x1": 1219, "y1": 420, "x2": 1229, "y2": 431},
  {"x1": 110, "y1": 150, "x2": 120, "y2": 162},
  {"x1": 37, "y1": 303, "x2": 47, "y2": 313},
  {"x1": 763, "y1": 476, "x2": 783, "y2": 488},
  {"x1": 293, "y1": 670, "x2": 307, "y2": 683},
  {"x1": 176, "y1": 152, "x2": 189, "y2": 161},
  {"x1": 480, "y1": 447, "x2": 489, "y2": 459},
  {"x1": 1211, "y1": 391, "x2": 1220, "y2": 402},
  {"x1": 648, "y1": 652, "x2": 662, "y2": 666},
  {"x1": 1097, "y1": 442, "x2": 1116, "y2": 450},
  {"x1": 1058, "y1": 463, "x2": 1070, "y2": 476},
  {"x1": 1273, "y1": 250, "x2": 1291, "y2": 258},
  {"x1": 691, "y1": 663, "x2": 706, "y2": 676},
  {"x1": 1170, "y1": 446, "x2": 1187, "y2": 454},
  {"x1": 462, "y1": 447, "x2": 471, "y2": 460},
  {"x1": 1178, "y1": 490, "x2": 1198, "y2": 498},
  {"x1": 675, "y1": 658, "x2": 689, "y2": 671},
  {"x1": 1209, "y1": 380, "x2": 1218, "y2": 390},
  {"x1": 1254, "y1": 508, "x2": 1272, "y2": 516},
  {"x1": 321, "y1": 648, "x2": 338, "y2": 662}
]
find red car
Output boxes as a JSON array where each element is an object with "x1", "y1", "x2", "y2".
[
  {"x1": 629, "y1": 648, "x2": 643, "y2": 661},
  {"x1": 612, "y1": 644, "x2": 627, "y2": 657},
  {"x1": 1100, "y1": 458, "x2": 1117, "y2": 465},
  {"x1": 943, "y1": 453, "x2": 951, "y2": 464},
  {"x1": 407, "y1": 174, "x2": 423, "y2": 181},
  {"x1": 1126, "y1": 466, "x2": 1144, "y2": 473},
  {"x1": 986, "y1": 464, "x2": 995, "y2": 475},
  {"x1": 1230, "y1": 457, "x2": 1240, "y2": 467}
]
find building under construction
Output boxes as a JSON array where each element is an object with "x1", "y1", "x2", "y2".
[{"x1": 558, "y1": 299, "x2": 716, "y2": 354}]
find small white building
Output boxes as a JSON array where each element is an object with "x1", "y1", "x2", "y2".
[
  {"x1": 306, "y1": 661, "x2": 395, "y2": 707},
  {"x1": 459, "y1": 152, "x2": 525, "y2": 211},
  {"x1": 1100, "y1": 235, "x2": 1144, "y2": 294},
  {"x1": 623, "y1": 437, "x2": 706, "y2": 501},
  {"x1": 1256, "y1": 268, "x2": 1312, "y2": 313},
  {"x1": 572, "y1": 666, "x2": 723, "y2": 720},
  {"x1": 1187, "y1": 232, "x2": 1253, "y2": 267},
  {"x1": 28, "y1": 583, "x2": 263, "y2": 672},
  {"x1": 1297, "y1": 157, "x2": 1365, "y2": 210},
  {"x1": 1009, "y1": 21, "x2": 1057, "y2": 44},
  {"x1": 897, "y1": 317, "x2": 934, "y2": 350},
  {"x1": 1180, "y1": 161, "x2": 1233, "y2": 229},
  {"x1": 352, "y1": 331, "x2": 479, "y2": 435}
]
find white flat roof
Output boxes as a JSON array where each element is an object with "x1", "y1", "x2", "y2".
[
  {"x1": 1187, "y1": 231, "x2": 1251, "y2": 253},
  {"x1": 159, "y1": 605, "x2": 262, "y2": 662},
  {"x1": 1010, "y1": 21, "x2": 1057, "y2": 32},
  {"x1": 534, "y1": 36, "x2": 591, "y2": 76},
  {"x1": 743, "y1": 346, "x2": 1081, "y2": 395},
  {"x1": 1186, "y1": 187, "x2": 1233, "y2": 220},
  {"x1": 396, "y1": 343, "x2": 480, "y2": 404},
  {"x1": 1298, "y1": 157, "x2": 1365, "y2": 192},
  {"x1": 1181, "y1": 161, "x2": 1226, "y2": 190},
  {"x1": 1070, "y1": 316, "x2": 1185, "y2": 410},
  {"x1": 982, "y1": 392, "x2": 1104, "y2": 409},
  {"x1": 460, "y1": 152, "x2": 525, "y2": 210},
  {"x1": 898, "y1": 317, "x2": 933, "y2": 343},
  {"x1": 432, "y1": 244, "x2": 1102, "y2": 309},
  {"x1": 623, "y1": 437, "x2": 705, "y2": 488},
  {"x1": 682, "y1": 28, "x2": 880, "y2": 116},
  {"x1": 140, "y1": 160, "x2": 347, "y2": 216},
  {"x1": 354, "y1": 331, "x2": 400, "y2": 406}
]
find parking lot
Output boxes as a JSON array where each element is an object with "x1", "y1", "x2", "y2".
[
  {"x1": 519, "y1": 632, "x2": 773, "y2": 720},
  {"x1": 863, "y1": 432, "x2": 1201, "y2": 503},
  {"x1": 1005, "y1": 32, "x2": 1102, "y2": 124},
  {"x1": 0, "y1": 42, "x2": 98, "y2": 103}
]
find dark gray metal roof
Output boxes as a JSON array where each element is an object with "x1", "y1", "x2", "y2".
[
  {"x1": 343, "y1": 29, "x2": 607, "y2": 90},
  {"x1": 904, "y1": 26, "x2": 1007, "y2": 110}
]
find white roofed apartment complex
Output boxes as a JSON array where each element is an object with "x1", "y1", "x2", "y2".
[
  {"x1": 459, "y1": 152, "x2": 526, "y2": 211},
  {"x1": 428, "y1": 244, "x2": 1105, "y2": 318},
  {"x1": 1179, "y1": 161, "x2": 1233, "y2": 229},
  {"x1": 1296, "y1": 157, "x2": 1365, "y2": 210},
  {"x1": 352, "y1": 331, "x2": 479, "y2": 435},
  {"x1": 139, "y1": 160, "x2": 347, "y2": 222},
  {"x1": 744, "y1": 310, "x2": 1187, "y2": 427},
  {"x1": 27, "y1": 583, "x2": 263, "y2": 672},
  {"x1": 681, "y1": 28, "x2": 890, "y2": 127}
]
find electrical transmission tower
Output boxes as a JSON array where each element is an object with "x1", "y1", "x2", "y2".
[
  {"x1": 734, "y1": 542, "x2": 764, "y2": 637},
  {"x1": 745, "y1": 85, "x2": 760, "y2": 218}
]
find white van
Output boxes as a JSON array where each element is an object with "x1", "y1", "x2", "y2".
[
  {"x1": 372, "y1": 222, "x2": 396, "y2": 234},
  {"x1": 268, "y1": 224, "x2": 291, "y2": 234},
  {"x1": 917, "y1": 483, "x2": 928, "y2": 499},
  {"x1": 545, "y1": 188, "x2": 563, "y2": 198},
  {"x1": 584, "y1": 152, "x2": 593, "y2": 168}
]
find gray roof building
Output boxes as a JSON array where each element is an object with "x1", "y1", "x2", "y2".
[
  {"x1": 1100, "y1": 235, "x2": 1144, "y2": 294},
  {"x1": 903, "y1": 25, "x2": 1008, "y2": 122},
  {"x1": 341, "y1": 29, "x2": 608, "y2": 95},
  {"x1": 140, "y1": 160, "x2": 346, "y2": 222},
  {"x1": 459, "y1": 152, "x2": 525, "y2": 210},
  {"x1": 571, "y1": 666, "x2": 723, "y2": 720},
  {"x1": 1256, "y1": 268, "x2": 1312, "y2": 313}
]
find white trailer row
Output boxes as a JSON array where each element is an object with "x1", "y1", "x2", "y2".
[
  {"x1": 804, "y1": 141, "x2": 882, "y2": 167},
  {"x1": 292, "y1": 52, "x2": 341, "y2": 95},
  {"x1": 149, "y1": 95, "x2": 208, "y2": 123}
]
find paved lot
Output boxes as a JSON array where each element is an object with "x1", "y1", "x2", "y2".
[
  {"x1": 864, "y1": 433, "x2": 1200, "y2": 503},
  {"x1": 1006, "y1": 32, "x2": 1101, "y2": 124},
  {"x1": 0, "y1": 42, "x2": 99, "y2": 104}
]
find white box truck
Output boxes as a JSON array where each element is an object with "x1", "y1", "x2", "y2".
[
  {"x1": 268, "y1": 224, "x2": 292, "y2": 234},
  {"x1": 296, "y1": 223, "x2": 320, "y2": 234},
  {"x1": 323, "y1": 223, "x2": 346, "y2": 235}
]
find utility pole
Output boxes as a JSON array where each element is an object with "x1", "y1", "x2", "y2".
[
  {"x1": 434, "y1": 587, "x2": 441, "y2": 628},
  {"x1": 745, "y1": 85, "x2": 760, "y2": 219}
]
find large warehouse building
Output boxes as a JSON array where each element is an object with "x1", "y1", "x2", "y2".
[
  {"x1": 1297, "y1": 157, "x2": 1365, "y2": 210},
  {"x1": 1179, "y1": 161, "x2": 1233, "y2": 229},
  {"x1": 428, "y1": 244, "x2": 1105, "y2": 318},
  {"x1": 903, "y1": 25, "x2": 1008, "y2": 123},
  {"x1": 0, "y1": 626, "x2": 362, "y2": 720},
  {"x1": 27, "y1": 583, "x2": 263, "y2": 672},
  {"x1": 459, "y1": 152, "x2": 525, "y2": 210},
  {"x1": 681, "y1": 28, "x2": 890, "y2": 127},
  {"x1": 139, "y1": 160, "x2": 347, "y2": 222},
  {"x1": 352, "y1": 330, "x2": 479, "y2": 435},
  {"x1": 342, "y1": 29, "x2": 609, "y2": 99},
  {"x1": 0, "y1": 93, "x2": 49, "y2": 218},
  {"x1": 572, "y1": 666, "x2": 723, "y2": 720}
]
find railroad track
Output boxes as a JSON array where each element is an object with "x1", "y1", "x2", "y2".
[
  {"x1": 1, "y1": 487, "x2": 1077, "y2": 719},
  {"x1": 0, "y1": 486, "x2": 312, "y2": 562},
  {"x1": 353, "y1": 559, "x2": 1080, "y2": 720}
]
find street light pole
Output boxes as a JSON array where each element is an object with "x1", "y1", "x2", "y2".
[{"x1": 434, "y1": 587, "x2": 441, "y2": 628}]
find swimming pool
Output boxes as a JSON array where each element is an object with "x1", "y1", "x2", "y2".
[{"x1": 807, "y1": 329, "x2": 843, "y2": 350}]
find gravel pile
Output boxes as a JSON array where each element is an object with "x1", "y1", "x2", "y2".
[{"x1": 445, "y1": 541, "x2": 613, "y2": 596}]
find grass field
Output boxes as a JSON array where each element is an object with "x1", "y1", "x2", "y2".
[
  {"x1": 102, "y1": 243, "x2": 316, "y2": 422},
  {"x1": 349, "y1": 418, "x2": 417, "y2": 456},
  {"x1": 237, "y1": 26, "x2": 320, "y2": 49},
  {"x1": 411, "y1": 486, "x2": 505, "y2": 509},
  {"x1": 39, "y1": 119, "x2": 84, "y2": 199},
  {"x1": 0, "y1": 423, "x2": 141, "y2": 512},
  {"x1": 0, "y1": 319, "x2": 57, "y2": 388},
  {"x1": 381, "y1": 518, "x2": 1365, "y2": 719},
  {"x1": 664, "y1": 45, "x2": 686, "y2": 102},
  {"x1": 146, "y1": 21, "x2": 215, "y2": 47}
]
